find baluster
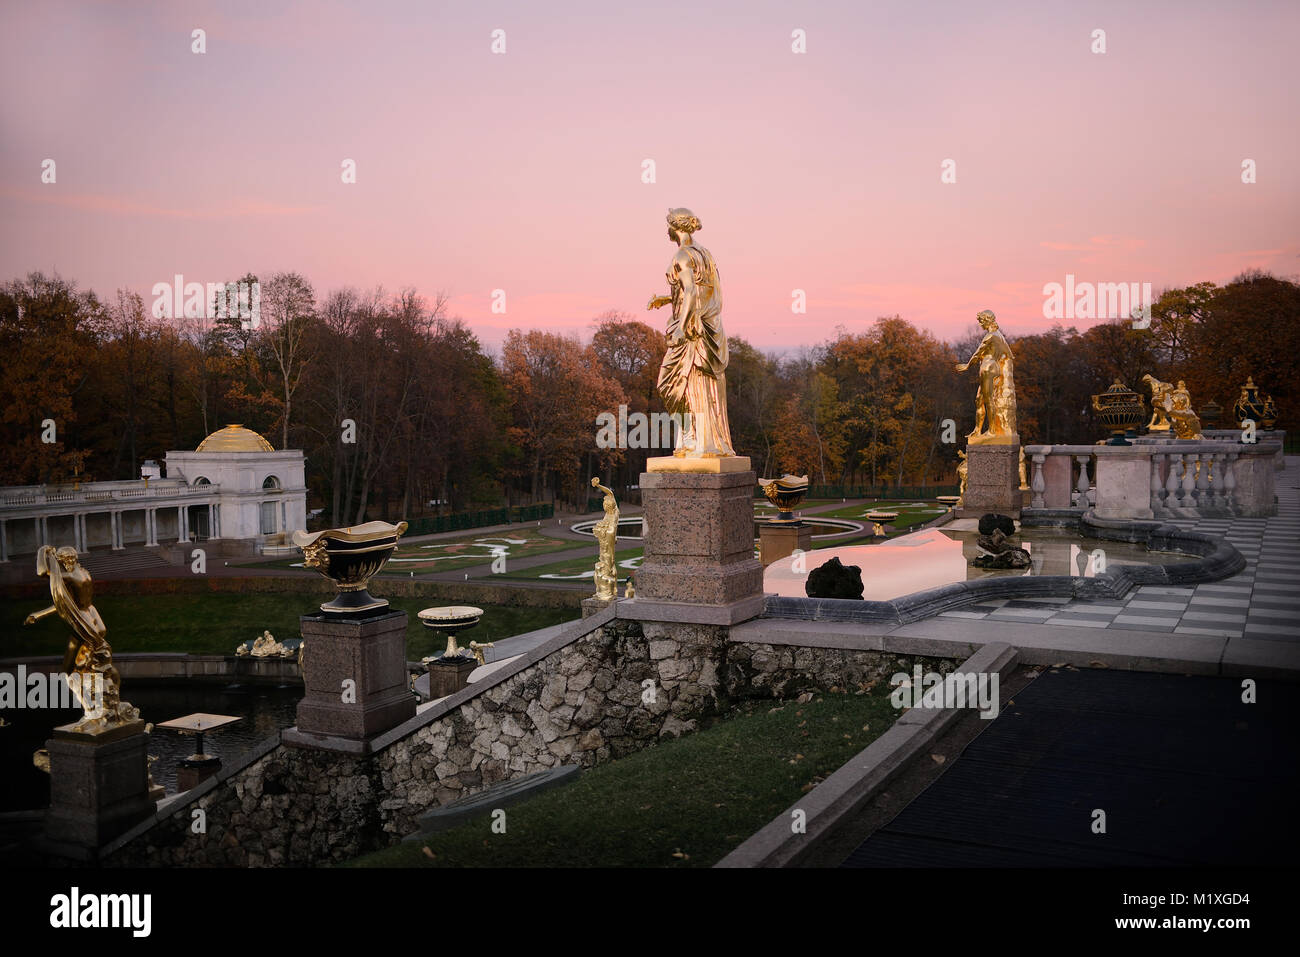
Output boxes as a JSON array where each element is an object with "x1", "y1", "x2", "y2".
[
  {"x1": 1150, "y1": 453, "x2": 1165, "y2": 513},
  {"x1": 1224, "y1": 452, "x2": 1238, "y2": 512},
  {"x1": 1180, "y1": 452, "x2": 1196, "y2": 507},
  {"x1": 1211, "y1": 451, "x2": 1227, "y2": 509},
  {"x1": 1073, "y1": 454, "x2": 1091, "y2": 508},
  {"x1": 1165, "y1": 453, "x2": 1182, "y2": 508},
  {"x1": 1031, "y1": 453, "x2": 1046, "y2": 509},
  {"x1": 1193, "y1": 451, "x2": 1210, "y2": 509}
]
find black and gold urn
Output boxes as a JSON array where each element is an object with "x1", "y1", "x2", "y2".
[
  {"x1": 1233, "y1": 377, "x2": 1269, "y2": 429},
  {"x1": 293, "y1": 520, "x2": 408, "y2": 616},
  {"x1": 759, "y1": 474, "x2": 810, "y2": 523},
  {"x1": 1092, "y1": 380, "x2": 1145, "y2": 445}
]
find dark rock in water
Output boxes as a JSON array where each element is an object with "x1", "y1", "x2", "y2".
[
  {"x1": 806, "y1": 556, "x2": 864, "y2": 599},
  {"x1": 976, "y1": 528, "x2": 1017, "y2": 554},
  {"x1": 971, "y1": 547, "x2": 1031, "y2": 569},
  {"x1": 978, "y1": 513, "x2": 1017, "y2": 536}
]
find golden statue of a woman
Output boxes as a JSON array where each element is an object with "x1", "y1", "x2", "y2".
[
  {"x1": 647, "y1": 208, "x2": 736, "y2": 460},
  {"x1": 955, "y1": 310, "x2": 1018, "y2": 444},
  {"x1": 23, "y1": 545, "x2": 139, "y2": 733},
  {"x1": 590, "y1": 477, "x2": 619, "y2": 600}
]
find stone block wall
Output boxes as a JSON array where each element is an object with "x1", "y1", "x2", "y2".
[
  {"x1": 105, "y1": 617, "x2": 733, "y2": 866},
  {"x1": 102, "y1": 619, "x2": 967, "y2": 867},
  {"x1": 726, "y1": 642, "x2": 957, "y2": 700}
]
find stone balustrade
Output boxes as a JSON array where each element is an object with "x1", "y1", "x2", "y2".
[
  {"x1": 1024, "y1": 440, "x2": 1279, "y2": 520},
  {"x1": 0, "y1": 480, "x2": 217, "y2": 507}
]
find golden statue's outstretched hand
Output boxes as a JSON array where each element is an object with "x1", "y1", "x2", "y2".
[
  {"x1": 954, "y1": 362, "x2": 968, "y2": 373},
  {"x1": 646, "y1": 295, "x2": 671, "y2": 311}
]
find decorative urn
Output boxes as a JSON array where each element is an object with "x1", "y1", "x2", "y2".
[
  {"x1": 1233, "y1": 377, "x2": 1269, "y2": 429},
  {"x1": 1260, "y1": 395, "x2": 1278, "y2": 430},
  {"x1": 759, "y1": 474, "x2": 810, "y2": 523},
  {"x1": 292, "y1": 520, "x2": 408, "y2": 616},
  {"x1": 1199, "y1": 399, "x2": 1222, "y2": 429},
  {"x1": 1091, "y1": 380, "x2": 1145, "y2": 445}
]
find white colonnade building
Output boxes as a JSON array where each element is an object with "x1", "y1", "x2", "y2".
[{"x1": 0, "y1": 425, "x2": 307, "y2": 561}]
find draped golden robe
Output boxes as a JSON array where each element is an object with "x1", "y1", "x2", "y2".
[{"x1": 656, "y1": 243, "x2": 736, "y2": 457}]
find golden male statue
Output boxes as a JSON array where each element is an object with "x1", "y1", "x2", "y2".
[
  {"x1": 1141, "y1": 374, "x2": 1175, "y2": 431},
  {"x1": 647, "y1": 208, "x2": 735, "y2": 458},
  {"x1": 23, "y1": 545, "x2": 140, "y2": 733},
  {"x1": 955, "y1": 310, "x2": 1018, "y2": 444},
  {"x1": 590, "y1": 476, "x2": 620, "y2": 600}
]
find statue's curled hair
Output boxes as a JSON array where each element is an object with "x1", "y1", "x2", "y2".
[{"x1": 667, "y1": 208, "x2": 702, "y2": 233}]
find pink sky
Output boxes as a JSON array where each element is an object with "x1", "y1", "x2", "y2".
[{"x1": 2, "y1": 0, "x2": 1297, "y2": 350}]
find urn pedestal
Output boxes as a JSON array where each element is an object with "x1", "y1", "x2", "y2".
[
  {"x1": 284, "y1": 610, "x2": 415, "y2": 754},
  {"x1": 759, "y1": 521, "x2": 813, "y2": 568}
]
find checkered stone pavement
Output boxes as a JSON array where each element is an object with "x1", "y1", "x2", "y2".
[{"x1": 939, "y1": 456, "x2": 1300, "y2": 640}]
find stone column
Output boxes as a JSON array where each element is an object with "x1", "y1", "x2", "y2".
[
  {"x1": 283, "y1": 610, "x2": 416, "y2": 755},
  {"x1": 146, "y1": 508, "x2": 157, "y2": 546},
  {"x1": 0, "y1": 519, "x2": 8, "y2": 562},
  {"x1": 111, "y1": 511, "x2": 123, "y2": 550},
  {"x1": 178, "y1": 505, "x2": 189, "y2": 543},
  {"x1": 631, "y1": 467, "x2": 765, "y2": 625},
  {"x1": 44, "y1": 720, "x2": 156, "y2": 851},
  {"x1": 956, "y1": 441, "x2": 1022, "y2": 518}
]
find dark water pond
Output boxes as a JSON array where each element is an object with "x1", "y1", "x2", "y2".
[{"x1": 1, "y1": 683, "x2": 300, "y2": 813}]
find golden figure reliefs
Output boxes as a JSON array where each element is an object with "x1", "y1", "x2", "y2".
[
  {"x1": 22, "y1": 545, "x2": 140, "y2": 734},
  {"x1": 955, "y1": 310, "x2": 1018, "y2": 445},
  {"x1": 647, "y1": 208, "x2": 736, "y2": 460},
  {"x1": 1166, "y1": 380, "x2": 1202, "y2": 439},
  {"x1": 1142, "y1": 375, "x2": 1201, "y2": 439},
  {"x1": 590, "y1": 476, "x2": 619, "y2": 601},
  {"x1": 1141, "y1": 375, "x2": 1174, "y2": 431},
  {"x1": 956, "y1": 451, "x2": 968, "y2": 505}
]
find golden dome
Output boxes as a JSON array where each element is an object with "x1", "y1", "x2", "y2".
[{"x1": 196, "y1": 424, "x2": 275, "y2": 453}]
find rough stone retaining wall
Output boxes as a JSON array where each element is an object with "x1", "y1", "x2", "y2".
[{"x1": 101, "y1": 614, "x2": 963, "y2": 867}]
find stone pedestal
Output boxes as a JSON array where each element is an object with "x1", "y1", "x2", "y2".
[
  {"x1": 581, "y1": 596, "x2": 616, "y2": 618},
  {"x1": 759, "y1": 521, "x2": 813, "y2": 568},
  {"x1": 45, "y1": 719, "x2": 156, "y2": 849},
  {"x1": 426, "y1": 657, "x2": 477, "y2": 698},
  {"x1": 633, "y1": 467, "x2": 764, "y2": 624},
  {"x1": 957, "y1": 441, "x2": 1021, "y2": 518},
  {"x1": 286, "y1": 610, "x2": 414, "y2": 751},
  {"x1": 176, "y1": 755, "x2": 221, "y2": 792}
]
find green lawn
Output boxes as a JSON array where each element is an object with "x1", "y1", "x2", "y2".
[
  {"x1": 238, "y1": 528, "x2": 580, "y2": 574},
  {"x1": 4, "y1": 593, "x2": 575, "y2": 659},
  {"x1": 815, "y1": 500, "x2": 949, "y2": 521},
  {"x1": 344, "y1": 686, "x2": 898, "y2": 868},
  {"x1": 498, "y1": 547, "x2": 643, "y2": 581}
]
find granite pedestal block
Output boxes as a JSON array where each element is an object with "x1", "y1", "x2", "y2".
[
  {"x1": 45, "y1": 719, "x2": 156, "y2": 848},
  {"x1": 427, "y1": 657, "x2": 477, "y2": 699},
  {"x1": 637, "y1": 468, "x2": 764, "y2": 614},
  {"x1": 957, "y1": 441, "x2": 1021, "y2": 518},
  {"x1": 759, "y1": 522, "x2": 813, "y2": 568},
  {"x1": 176, "y1": 755, "x2": 221, "y2": 792},
  {"x1": 292, "y1": 610, "x2": 414, "y2": 742},
  {"x1": 582, "y1": 596, "x2": 616, "y2": 618}
]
